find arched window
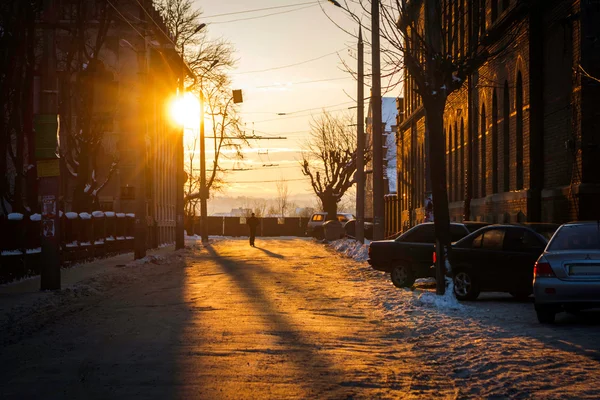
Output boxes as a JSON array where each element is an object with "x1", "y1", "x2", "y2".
[
  {"x1": 492, "y1": 0, "x2": 498, "y2": 22},
  {"x1": 492, "y1": 90, "x2": 499, "y2": 194},
  {"x1": 454, "y1": 121, "x2": 459, "y2": 202},
  {"x1": 446, "y1": 126, "x2": 451, "y2": 200},
  {"x1": 460, "y1": 118, "x2": 465, "y2": 201},
  {"x1": 516, "y1": 72, "x2": 524, "y2": 190},
  {"x1": 473, "y1": 107, "x2": 479, "y2": 198},
  {"x1": 480, "y1": 0, "x2": 487, "y2": 36},
  {"x1": 481, "y1": 104, "x2": 487, "y2": 197},
  {"x1": 459, "y1": 0, "x2": 465, "y2": 56},
  {"x1": 503, "y1": 81, "x2": 510, "y2": 192}
]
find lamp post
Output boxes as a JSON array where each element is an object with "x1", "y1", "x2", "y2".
[
  {"x1": 328, "y1": 1, "x2": 366, "y2": 243},
  {"x1": 176, "y1": 23, "x2": 206, "y2": 250}
]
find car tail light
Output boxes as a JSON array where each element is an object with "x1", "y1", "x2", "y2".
[
  {"x1": 534, "y1": 261, "x2": 555, "y2": 278},
  {"x1": 432, "y1": 251, "x2": 437, "y2": 264}
]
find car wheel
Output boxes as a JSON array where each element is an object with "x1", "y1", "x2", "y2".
[
  {"x1": 390, "y1": 264, "x2": 415, "y2": 288},
  {"x1": 535, "y1": 305, "x2": 556, "y2": 324},
  {"x1": 509, "y1": 291, "x2": 532, "y2": 300},
  {"x1": 453, "y1": 270, "x2": 480, "y2": 300}
]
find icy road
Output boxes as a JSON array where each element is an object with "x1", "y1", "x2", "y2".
[{"x1": 1, "y1": 237, "x2": 600, "y2": 399}]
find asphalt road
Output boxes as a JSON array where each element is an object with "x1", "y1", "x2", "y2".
[{"x1": 0, "y1": 238, "x2": 421, "y2": 399}]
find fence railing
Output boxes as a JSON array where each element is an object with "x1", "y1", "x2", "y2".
[
  {"x1": 187, "y1": 216, "x2": 311, "y2": 237},
  {"x1": 0, "y1": 211, "x2": 137, "y2": 283}
]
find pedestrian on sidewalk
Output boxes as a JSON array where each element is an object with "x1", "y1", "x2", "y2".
[{"x1": 246, "y1": 213, "x2": 259, "y2": 247}]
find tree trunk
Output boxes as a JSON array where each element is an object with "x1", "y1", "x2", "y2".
[
  {"x1": 425, "y1": 102, "x2": 453, "y2": 295},
  {"x1": 322, "y1": 196, "x2": 337, "y2": 221}
]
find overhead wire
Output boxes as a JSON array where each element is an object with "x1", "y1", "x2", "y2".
[
  {"x1": 202, "y1": 2, "x2": 321, "y2": 19},
  {"x1": 232, "y1": 47, "x2": 350, "y2": 75},
  {"x1": 210, "y1": 4, "x2": 318, "y2": 25}
]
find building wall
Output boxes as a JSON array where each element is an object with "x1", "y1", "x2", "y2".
[{"x1": 397, "y1": 0, "x2": 600, "y2": 231}]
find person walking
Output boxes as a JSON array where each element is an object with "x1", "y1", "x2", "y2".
[{"x1": 246, "y1": 213, "x2": 259, "y2": 247}]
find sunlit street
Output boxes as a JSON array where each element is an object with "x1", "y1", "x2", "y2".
[{"x1": 2, "y1": 238, "x2": 600, "y2": 399}]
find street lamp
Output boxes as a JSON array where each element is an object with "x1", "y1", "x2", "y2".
[{"x1": 328, "y1": 1, "x2": 366, "y2": 244}]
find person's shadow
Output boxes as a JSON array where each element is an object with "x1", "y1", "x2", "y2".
[{"x1": 254, "y1": 246, "x2": 285, "y2": 259}]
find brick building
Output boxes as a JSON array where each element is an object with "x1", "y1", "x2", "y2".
[{"x1": 397, "y1": 0, "x2": 600, "y2": 229}]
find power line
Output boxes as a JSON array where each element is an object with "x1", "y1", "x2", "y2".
[
  {"x1": 211, "y1": 4, "x2": 318, "y2": 25},
  {"x1": 202, "y1": 2, "x2": 320, "y2": 19},
  {"x1": 255, "y1": 76, "x2": 351, "y2": 89},
  {"x1": 232, "y1": 47, "x2": 349, "y2": 75}
]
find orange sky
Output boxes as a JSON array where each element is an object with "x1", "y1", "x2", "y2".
[{"x1": 187, "y1": 1, "x2": 399, "y2": 207}]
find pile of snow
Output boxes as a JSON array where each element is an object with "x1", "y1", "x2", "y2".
[
  {"x1": 79, "y1": 212, "x2": 91, "y2": 220},
  {"x1": 116, "y1": 213, "x2": 125, "y2": 218},
  {"x1": 329, "y1": 238, "x2": 369, "y2": 262},
  {"x1": 65, "y1": 212, "x2": 78, "y2": 220},
  {"x1": 105, "y1": 212, "x2": 116, "y2": 218},
  {"x1": 26, "y1": 248, "x2": 42, "y2": 254},
  {"x1": 126, "y1": 213, "x2": 135, "y2": 218},
  {"x1": 1, "y1": 249, "x2": 23, "y2": 256},
  {"x1": 8, "y1": 213, "x2": 23, "y2": 221},
  {"x1": 415, "y1": 277, "x2": 463, "y2": 310},
  {"x1": 30, "y1": 214, "x2": 41, "y2": 221},
  {"x1": 92, "y1": 211, "x2": 104, "y2": 218},
  {"x1": 127, "y1": 254, "x2": 165, "y2": 266}
]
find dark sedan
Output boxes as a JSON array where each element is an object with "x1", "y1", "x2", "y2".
[{"x1": 450, "y1": 225, "x2": 548, "y2": 300}]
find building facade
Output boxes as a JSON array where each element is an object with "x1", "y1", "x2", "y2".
[
  {"x1": 397, "y1": 0, "x2": 600, "y2": 229},
  {"x1": 52, "y1": 0, "x2": 184, "y2": 245}
]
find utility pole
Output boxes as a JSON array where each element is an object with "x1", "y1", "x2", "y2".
[
  {"x1": 175, "y1": 47, "x2": 186, "y2": 250},
  {"x1": 199, "y1": 90, "x2": 208, "y2": 244},
  {"x1": 371, "y1": 0, "x2": 384, "y2": 240},
  {"x1": 134, "y1": 2, "x2": 148, "y2": 259},
  {"x1": 356, "y1": 27, "x2": 365, "y2": 244},
  {"x1": 38, "y1": 0, "x2": 61, "y2": 290}
]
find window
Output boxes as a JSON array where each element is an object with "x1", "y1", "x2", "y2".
[
  {"x1": 482, "y1": 229, "x2": 505, "y2": 250},
  {"x1": 450, "y1": 224, "x2": 469, "y2": 242},
  {"x1": 472, "y1": 109, "x2": 479, "y2": 198},
  {"x1": 492, "y1": 0, "x2": 498, "y2": 22},
  {"x1": 504, "y1": 229, "x2": 544, "y2": 251},
  {"x1": 481, "y1": 104, "x2": 487, "y2": 197},
  {"x1": 311, "y1": 214, "x2": 324, "y2": 222},
  {"x1": 503, "y1": 81, "x2": 510, "y2": 192},
  {"x1": 492, "y1": 90, "x2": 499, "y2": 194},
  {"x1": 516, "y1": 72, "x2": 524, "y2": 190},
  {"x1": 460, "y1": 119, "x2": 465, "y2": 200},
  {"x1": 402, "y1": 224, "x2": 436, "y2": 243}
]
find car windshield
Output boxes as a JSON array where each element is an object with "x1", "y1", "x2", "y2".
[{"x1": 547, "y1": 224, "x2": 600, "y2": 251}]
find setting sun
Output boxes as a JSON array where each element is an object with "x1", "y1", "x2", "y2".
[{"x1": 169, "y1": 92, "x2": 200, "y2": 128}]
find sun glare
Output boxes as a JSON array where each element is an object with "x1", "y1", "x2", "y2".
[{"x1": 170, "y1": 93, "x2": 200, "y2": 127}]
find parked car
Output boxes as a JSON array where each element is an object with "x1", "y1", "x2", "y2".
[
  {"x1": 450, "y1": 225, "x2": 548, "y2": 300},
  {"x1": 343, "y1": 219, "x2": 374, "y2": 240},
  {"x1": 368, "y1": 222, "x2": 475, "y2": 288},
  {"x1": 306, "y1": 212, "x2": 354, "y2": 239},
  {"x1": 533, "y1": 221, "x2": 600, "y2": 323}
]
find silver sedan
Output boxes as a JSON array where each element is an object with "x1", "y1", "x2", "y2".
[{"x1": 533, "y1": 221, "x2": 600, "y2": 323}]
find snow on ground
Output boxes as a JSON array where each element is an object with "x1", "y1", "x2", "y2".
[{"x1": 327, "y1": 237, "x2": 600, "y2": 398}]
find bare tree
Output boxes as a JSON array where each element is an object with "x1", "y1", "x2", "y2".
[
  {"x1": 154, "y1": 0, "x2": 246, "y2": 205},
  {"x1": 56, "y1": 0, "x2": 119, "y2": 212},
  {"x1": 301, "y1": 111, "x2": 370, "y2": 221},
  {"x1": 0, "y1": 1, "x2": 40, "y2": 214},
  {"x1": 325, "y1": 0, "x2": 523, "y2": 293},
  {"x1": 252, "y1": 198, "x2": 268, "y2": 217},
  {"x1": 275, "y1": 178, "x2": 290, "y2": 218}
]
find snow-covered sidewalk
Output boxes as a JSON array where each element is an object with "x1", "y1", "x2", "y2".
[{"x1": 327, "y1": 237, "x2": 600, "y2": 398}]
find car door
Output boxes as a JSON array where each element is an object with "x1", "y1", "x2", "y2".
[
  {"x1": 402, "y1": 224, "x2": 436, "y2": 275},
  {"x1": 466, "y1": 228, "x2": 506, "y2": 290},
  {"x1": 502, "y1": 227, "x2": 546, "y2": 291}
]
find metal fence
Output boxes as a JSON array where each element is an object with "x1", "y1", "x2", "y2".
[{"x1": 0, "y1": 211, "x2": 137, "y2": 283}]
